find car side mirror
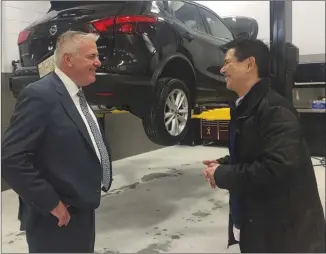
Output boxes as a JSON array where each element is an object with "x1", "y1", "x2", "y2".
[{"x1": 222, "y1": 16, "x2": 259, "y2": 40}]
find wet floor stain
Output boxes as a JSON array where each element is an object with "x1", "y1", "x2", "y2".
[
  {"x1": 208, "y1": 198, "x2": 227, "y2": 210},
  {"x1": 122, "y1": 182, "x2": 139, "y2": 190},
  {"x1": 192, "y1": 211, "x2": 211, "y2": 218},
  {"x1": 106, "y1": 182, "x2": 140, "y2": 196},
  {"x1": 141, "y1": 173, "x2": 172, "y2": 182},
  {"x1": 185, "y1": 218, "x2": 197, "y2": 223},
  {"x1": 102, "y1": 250, "x2": 120, "y2": 254},
  {"x1": 171, "y1": 235, "x2": 180, "y2": 239},
  {"x1": 106, "y1": 167, "x2": 187, "y2": 197},
  {"x1": 137, "y1": 241, "x2": 172, "y2": 253},
  {"x1": 15, "y1": 231, "x2": 26, "y2": 236}
]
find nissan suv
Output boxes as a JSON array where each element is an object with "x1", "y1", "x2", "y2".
[{"x1": 9, "y1": 1, "x2": 257, "y2": 146}]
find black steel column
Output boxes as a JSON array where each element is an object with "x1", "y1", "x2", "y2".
[{"x1": 270, "y1": 1, "x2": 298, "y2": 102}]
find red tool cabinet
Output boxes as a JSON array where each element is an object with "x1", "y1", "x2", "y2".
[{"x1": 200, "y1": 119, "x2": 229, "y2": 142}]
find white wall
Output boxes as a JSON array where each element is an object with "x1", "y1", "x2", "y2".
[
  {"x1": 1, "y1": 1, "x2": 50, "y2": 73},
  {"x1": 293, "y1": 1, "x2": 325, "y2": 55},
  {"x1": 199, "y1": 1, "x2": 270, "y2": 43},
  {"x1": 199, "y1": 1, "x2": 325, "y2": 55}
]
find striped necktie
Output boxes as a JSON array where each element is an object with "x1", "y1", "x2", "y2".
[{"x1": 77, "y1": 90, "x2": 112, "y2": 192}]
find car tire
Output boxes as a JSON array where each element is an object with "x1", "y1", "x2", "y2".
[{"x1": 143, "y1": 77, "x2": 192, "y2": 146}]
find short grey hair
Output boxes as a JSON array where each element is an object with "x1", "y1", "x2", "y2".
[{"x1": 54, "y1": 31, "x2": 99, "y2": 67}]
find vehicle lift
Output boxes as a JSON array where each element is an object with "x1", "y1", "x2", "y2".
[
  {"x1": 269, "y1": 1, "x2": 299, "y2": 101},
  {"x1": 97, "y1": 2, "x2": 324, "y2": 159}
]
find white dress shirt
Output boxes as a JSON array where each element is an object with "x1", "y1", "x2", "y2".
[
  {"x1": 235, "y1": 96, "x2": 243, "y2": 107},
  {"x1": 54, "y1": 68, "x2": 102, "y2": 162}
]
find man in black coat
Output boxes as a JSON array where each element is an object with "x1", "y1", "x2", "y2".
[
  {"x1": 203, "y1": 38, "x2": 325, "y2": 252},
  {"x1": 2, "y1": 31, "x2": 113, "y2": 253}
]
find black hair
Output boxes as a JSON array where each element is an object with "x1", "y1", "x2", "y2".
[{"x1": 221, "y1": 38, "x2": 270, "y2": 78}]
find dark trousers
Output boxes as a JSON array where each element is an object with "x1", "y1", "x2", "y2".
[{"x1": 26, "y1": 207, "x2": 95, "y2": 253}]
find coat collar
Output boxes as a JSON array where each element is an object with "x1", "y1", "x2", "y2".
[
  {"x1": 230, "y1": 78, "x2": 271, "y2": 118},
  {"x1": 54, "y1": 68, "x2": 81, "y2": 97},
  {"x1": 51, "y1": 71, "x2": 69, "y2": 95}
]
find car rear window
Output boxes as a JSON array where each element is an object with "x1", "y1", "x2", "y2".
[{"x1": 49, "y1": 1, "x2": 126, "y2": 10}]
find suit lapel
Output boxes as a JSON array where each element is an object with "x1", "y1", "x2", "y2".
[{"x1": 51, "y1": 72, "x2": 98, "y2": 156}]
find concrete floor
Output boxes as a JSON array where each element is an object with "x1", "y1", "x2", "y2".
[{"x1": 1, "y1": 146, "x2": 325, "y2": 253}]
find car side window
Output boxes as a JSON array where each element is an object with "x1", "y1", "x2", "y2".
[
  {"x1": 169, "y1": 1, "x2": 206, "y2": 33},
  {"x1": 154, "y1": 1, "x2": 168, "y2": 11},
  {"x1": 200, "y1": 8, "x2": 233, "y2": 41}
]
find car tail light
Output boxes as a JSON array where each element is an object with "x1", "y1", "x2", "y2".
[
  {"x1": 18, "y1": 30, "x2": 31, "y2": 45},
  {"x1": 87, "y1": 15, "x2": 158, "y2": 34}
]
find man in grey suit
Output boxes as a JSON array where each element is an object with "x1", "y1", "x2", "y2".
[{"x1": 2, "y1": 31, "x2": 112, "y2": 253}]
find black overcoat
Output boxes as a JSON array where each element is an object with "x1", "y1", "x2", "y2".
[{"x1": 215, "y1": 78, "x2": 325, "y2": 253}]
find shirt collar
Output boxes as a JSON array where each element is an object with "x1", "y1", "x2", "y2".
[
  {"x1": 235, "y1": 96, "x2": 243, "y2": 107},
  {"x1": 54, "y1": 67, "x2": 81, "y2": 97}
]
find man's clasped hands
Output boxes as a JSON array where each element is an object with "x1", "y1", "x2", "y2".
[{"x1": 202, "y1": 160, "x2": 220, "y2": 189}]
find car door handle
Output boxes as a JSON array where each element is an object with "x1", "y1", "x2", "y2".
[{"x1": 182, "y1": 32, "x2": 194, "y2": 42}]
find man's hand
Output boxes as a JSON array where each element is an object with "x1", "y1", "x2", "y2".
[
  {"x1": 203, "y1": 164, "x2": 219, "y2": 189},
  {"x1": 202, "y1": 160, "x2": 217, "y2": 167},
  {"x1": 50, "y1": 201, "x2": 70, "y2": 227}
]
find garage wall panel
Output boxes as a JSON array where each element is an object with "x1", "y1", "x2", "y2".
[
  {"x1": 293, "y1": 1, "x2": 325, "y2": 55},
  {"x1": 198, "y1": 1, "x2": 270, "y2": 43},
  {"x1": 199, "y1": 1, "x2": 325, "y2": 55},
  {"x1": 1, "y1": 1, "x2": 51, "y2": 73},
  {"x1": 1, "y1": 1, "x2": 52, "y2": 192}
]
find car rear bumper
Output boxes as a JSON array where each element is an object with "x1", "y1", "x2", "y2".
[
  {"x1": 9, "y1": 71, "x2": 154, "y2": 117},
  {"x1": 84, "y1": 73, "x2": 154, "y2": 116},
  {"x1": 9, "y1": 74, "x2": 40, "y2": 97}
]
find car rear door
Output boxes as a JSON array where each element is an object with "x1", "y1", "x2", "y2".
[
  {"x1": 197, "y1": 6, "x2": 237, "y2": 102},
  {"x1": 166, "y1": 1, "x2": 222, "y2": 102}
]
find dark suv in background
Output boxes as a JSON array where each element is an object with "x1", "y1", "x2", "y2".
[{"x1": 10, "y1": 1, "x2": 258, "y2": 145}]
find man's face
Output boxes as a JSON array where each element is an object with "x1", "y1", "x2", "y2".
[
  {"x1": 66, "y1": 39, "x2": 101, "y2": 86},
  {"x1": 220, "y1": 48, "x2": 250, "y2": 91}
]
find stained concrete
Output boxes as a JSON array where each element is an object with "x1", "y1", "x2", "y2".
[{"x1": 2, "y1": 146, "x2": 325, "y2": 253}]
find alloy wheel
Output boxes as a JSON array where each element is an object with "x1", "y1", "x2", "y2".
[{"x1": 164, "y1": 89, "x2": 189, "y2": 136}]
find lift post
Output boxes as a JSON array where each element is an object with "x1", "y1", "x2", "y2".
[{"x1": 269, "y1": 1, "x2": 299, "y2": 102}]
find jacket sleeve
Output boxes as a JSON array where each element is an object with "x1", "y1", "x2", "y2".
[
  {"x1": 214, "y1": 106, "x2": 303, "y2": 192},
  {"x1": 1, "y1": 86, "x2": 60, "y2": 214},
  {"x1": 216, "y1": 155, "x2": 230, "y2": 165}
]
